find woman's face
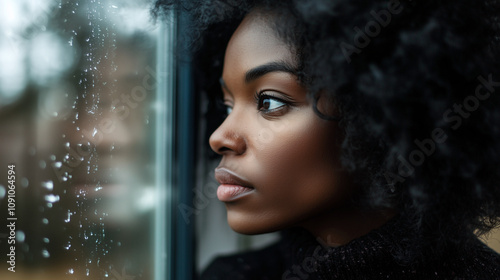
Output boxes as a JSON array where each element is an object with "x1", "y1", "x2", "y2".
[{"x1": 209, "y1": 10, "x2": 356, "y2": 234}]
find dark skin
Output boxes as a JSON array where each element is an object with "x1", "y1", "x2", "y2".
[{"x1": 209, "y1": 9, "x2": 394, "y2": 246}]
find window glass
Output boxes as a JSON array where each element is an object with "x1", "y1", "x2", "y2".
[{"x1": 0, "y1": 1, "x2": 172, "y2": 279}]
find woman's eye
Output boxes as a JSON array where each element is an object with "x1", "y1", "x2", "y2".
[{"x1": 258, "y1": 95, "x2": 286, "y2": 112}]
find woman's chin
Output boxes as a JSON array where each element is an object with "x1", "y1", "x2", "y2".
[{"x1": 226, "y1": 211, "x2": 284, "y2": 235}]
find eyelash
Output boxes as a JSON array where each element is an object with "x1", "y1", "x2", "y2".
[
  {"x1": 254, "y1": 91, "x2": 290, "y2": 115},
  {"x1": 219, "y1": 91, "x2": 293, "y2": 117}
]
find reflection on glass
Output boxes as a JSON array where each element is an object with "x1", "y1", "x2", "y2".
[{"x1": 0, "y1": 0, "x2": 160, "y2": 279}]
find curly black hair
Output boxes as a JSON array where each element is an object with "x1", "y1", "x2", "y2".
[{"x1": 154, "y1": 0, "x2": 500, "y2": 261}]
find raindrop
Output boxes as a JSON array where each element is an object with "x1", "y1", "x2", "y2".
[
  {"x1": 69, "y1": 268, "x2": 74, "y2": 274},
  {"x1": 45, "y1": 194, "x2": 60, "y2": 203},
  {"x1": 21, "y1": 178, "x2": 29, "y2": 188},
  {"x1": 16, "y1": 231, "x2": 25, "y2": 243},
  {"x1": 86, "y1": 268, "x2": 90, "y2": 276},
  {"x1": 65, "y1": 211, "x2": 72, "y2": 223},
  {"x1": 41, "y1": 181, "x2": 53, "y2": 191},
  {"x1": 42, "y1": 218, "x2": 49, "y2": 224},
  {"x1": 39, "y1": 160, "x2": 47, "y2": 169},
  {"x1": 0, "y1": 185, "x2": 5, "y2": 199},
  {"x1": 43, "y1": 238, "x2": 50, "y2": 243},
  {"x1": 111, "y1": 5, "x2": 117, "y2": 8},
  {"x1": 65, "y1": 142, "x2": 70, "y2": 148},
  {"x1": 50, "y1": 155, "x2": 56, "y2": 161},
  {"x1": 54, "y1": 162, "x2": 62, "y2": 168},
  {"x1": 42, "y1": 249, "x2": 50, "y2": 258}
]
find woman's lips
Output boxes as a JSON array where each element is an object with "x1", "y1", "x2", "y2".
[{"x1": 215, "y1": 167, "x2": 254, "y2": 202}]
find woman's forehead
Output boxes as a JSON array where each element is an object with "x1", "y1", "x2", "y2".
[{"x1": 223, "y1": 11, "x2": 297, "y2": 79}]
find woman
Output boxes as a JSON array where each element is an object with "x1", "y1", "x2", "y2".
[{"x1": 155, "y1": 0, "x2": 500, "y2": 278}]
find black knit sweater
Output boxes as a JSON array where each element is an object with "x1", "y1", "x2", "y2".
[{"x1": 201, "y1": 216, "x2": 500, "y2": 279}]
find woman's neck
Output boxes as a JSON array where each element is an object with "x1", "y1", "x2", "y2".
[{"x1": 299, "y1": 206, "x2": 397, "y2": 247}]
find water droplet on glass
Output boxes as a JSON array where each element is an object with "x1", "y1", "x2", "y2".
[
  {"x1": 16, "y1": 231, "x2": 25, "y2": 243},
  {"x1": 21, "y1": 178, "x2": 29, "y2": 187},
  {"x1": 42, "y1": 249, "x2": 50, "y2": 258},
  {"x1": 86, "y1": 268, "x2": 90, "y2": 276},
  {"x1": 50, "y1": 155, "x2": 56, "y2": 161},
  {"x1": 41, "y1": 181, "x2": 53, "y2": 191},
  {"x1": 0, "y1": 185, "x2": 5, "y2": 199},
  {"x1": 54, "y1": 162, "x2": 62, "y2": 168},
  {"x1": 43, "y1": 237, "x2": 50, "y2": 243},
  {"x1": 39, "y1": 160, "x2": 47, "y2": 169},
  {"x1": 42, "y1": 218, "x2": 49, "y2": 224},
  {"x1": 69, "y1": 268, "x2": 74, "y2": 274},
  {"x1": 44, "y1": 194, "x2": 60, "y2": 203},
  {"x1": 65, "y1": 211, "x2": 72, "y2": 223}
]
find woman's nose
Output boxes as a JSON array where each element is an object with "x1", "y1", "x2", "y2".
[{"x1": 209, "y1": 113, "x2": 247, "y2": 156}]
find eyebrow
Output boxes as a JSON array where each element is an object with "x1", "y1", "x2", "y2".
[
  {"x1": 244, "y1": 61, "x2": 298, "y2": 83},
  {"x1": 219, "y1": 61, "x2": 298, "y2": 93}
]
